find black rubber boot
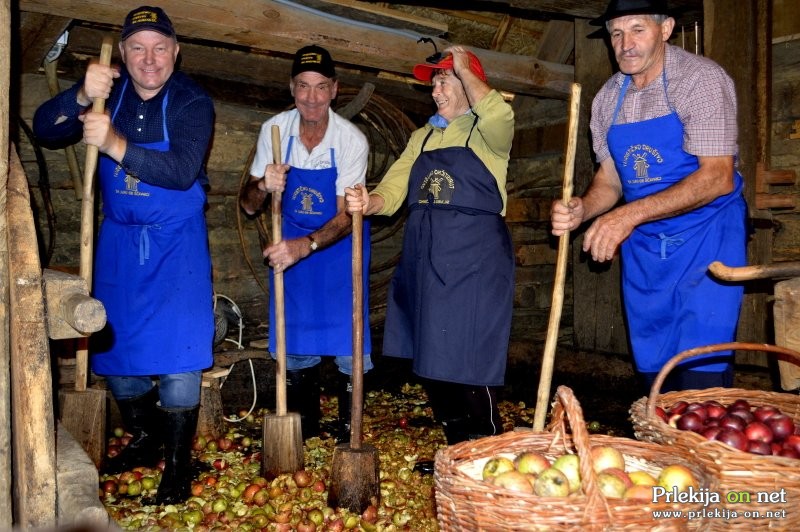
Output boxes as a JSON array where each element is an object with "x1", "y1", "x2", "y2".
[
  {"x1": 333, "y1": 373, "x2": 352, "y2": 443},
  {"x1": 103, "y1": 386, "x2": 162, "y2": 475},
  {"x1": 462, "y1": 385, "x2": 503, "y2": 438},
  {"x1": 286, "y1": 366, "x2": 321, "y2": 438},
  {"x1": 156, "y1": 405, "x2": 199, "y2": 505}
]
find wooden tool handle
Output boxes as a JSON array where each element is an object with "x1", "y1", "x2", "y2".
[
  {"x1": 709, "y1": 260, "x2": 800, "y2": 281},
  {"x1": 76, "y1": 35, "x2": 113, "y2": 393},
  {"x1": 270, "y1": 125, "x2": 288, "y2": 416},
  {"x1": 533, "y1": 82, "x2": 581, "y2": 431},
  {"x1": 350, "y1": 211, "x2": 364, "y2": 449},
  {"x1": 79, "y1": 35, "x2": 113, "y2": 288}
]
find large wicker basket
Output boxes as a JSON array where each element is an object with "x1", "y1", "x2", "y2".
[
  {"x1": 630, "y1": 342, "x2": 800, "y2": 530},
  {"x1": 435, "y1": 385, "x2": 715, "y2": 531}
]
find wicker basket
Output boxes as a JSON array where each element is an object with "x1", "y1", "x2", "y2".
[
  {"x1": 630, "y1": 342, "x2": 800, "y2": 530},
  {"x1": 435, "y1": 385, "x2": 714, "y2": 531}
]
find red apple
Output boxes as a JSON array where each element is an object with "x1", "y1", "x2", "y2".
[
  {"x1": 719, "y1": 414, "x2": 746, "y2": 432},
  {"x1": 701, "y1": 426, "x2": 723, "y2": 441},
  {"x1": 783, "y1": 434, "x2": 800, "y2": 454},
  {"x1": 703, "y1": 401, "x2": 727, "y2": 420},
  {"x1": 676, "y1": 412, "x2": 704, "y2": 433},
  {"x1": 729, "y1": 399, "x2": 751, "y2": 411},
  {"x1": 293, "y1": 469, "x2": 313, "y2": 488},
  {"x1": 685, "y1": 403, "x2": 708, "y2": 422},
  {"x1": 753, "y1": 405, "x2": 780, "y2": 422},
  {"x1": 744, "y1": 421, "x2": 774, "y2": 443},
  {"x1": 716, "y1": 428, "x2": 748, "y2": 451},
  {"x1": 729, "y1": 408, "x2": 755, "y2": 425},
  {"x1": 655, "y1": 406, "x2": 669, "y2": 423},
  {"x1": 778, "y1": 447, "x2": 800, "y2": 459},
  {"x1": 747, "y1": 440, "x2": 772, "y2": 456},
  {"x1": 669, "y1": 401, "x2": 689, "y2": 415},
  {"x1": 767, "y1": 414, "x2": 795, "y2": 441}
]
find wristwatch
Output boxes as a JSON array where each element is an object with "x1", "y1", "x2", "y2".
[{"x1": 307, "y1": 235, "x2": 319, "y2": 252}]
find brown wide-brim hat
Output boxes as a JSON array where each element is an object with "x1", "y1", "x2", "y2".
[{"x1": 590, "y1": 0, "x2": 674, "y2": 26}]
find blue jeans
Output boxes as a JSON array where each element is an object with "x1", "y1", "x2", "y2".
[
  {"x1": 274, "y1": 354, "x2": 373, "y2": 375},
  {"x1": 106, "y1": 371, "x2": 202, "y2": 408}
]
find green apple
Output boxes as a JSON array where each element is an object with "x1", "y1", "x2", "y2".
[
  {"x1": 552, "y1": 453, "x2": 581, "y2": 494},
  {"x1": 533, "y1": 467, "x2": 570, "y2": 497},
  {"x1": 590, "y1": 445, "x2": 626, "y2": 474},
  {"x1": 514, "y1": 451, "x2": 550, "y2": 476},
  {"x1": 657, "y1": 464, "x2": 698, "y2": 492},
  {"x1": 597, "y1": 471, "x2": 628, "y2": 498},
  {"x1": 492, "y1": 470, "x2": 535, "y2": 494},
  {"x1": 482, "y1": 456, "x2": 516, "y2": 481}
]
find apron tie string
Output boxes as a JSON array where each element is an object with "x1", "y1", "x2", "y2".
[
  {"x1": 658, "y1": 232, "x2": 684, "y2": 259},
  {"x1": 137, "y1": 224, "x2": 160, "y2": 265}
]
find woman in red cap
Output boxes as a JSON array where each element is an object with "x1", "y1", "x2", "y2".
[{"x1": 345, "y1": 46, "x2": 515, "y2": 455}]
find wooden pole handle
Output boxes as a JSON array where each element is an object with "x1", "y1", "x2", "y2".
[
  {"x1": 533, "y1": 82, "x2": 581, "y2": 431},
  {"x1": 79, "y1": 35, "x2": 113, "y2": 288},
  {"x1": 75, "y1": 35, "x2": 113, "y2": 393},
  {"x1": 709, "y1": 260, "x2": 800, "y2": 281},
  {"x1": 350, "y1": 211, "x2": 364, "y2": 449},
  {"x1": 270, "y1": 125, "x2": 288, "y2": 416}
]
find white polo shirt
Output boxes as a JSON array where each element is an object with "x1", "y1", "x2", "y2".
[{"x1": 250, "y1": 107, "x2": 368, "y2": 195}]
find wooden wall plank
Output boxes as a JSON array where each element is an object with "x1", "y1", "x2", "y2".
[{"x1": 571, "y1": 18, "x2": 629, "y2": 355}]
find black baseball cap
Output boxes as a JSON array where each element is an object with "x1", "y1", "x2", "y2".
[
  {"x1": 121, "y1": 6, "x2": 176, "y2": 40},
  {"x1": 291, "y1": 45, "x2": 336, "y2": 78}
]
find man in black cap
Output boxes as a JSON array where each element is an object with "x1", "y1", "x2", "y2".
[
  {"x1": 551, "y1": 0, "x2": 747, "y2": 392},
  {"x1": 34, "y1": 5, "x2": 215, "y2": 504},
  {"x1": 240, "y1": 45, "x2": 371, "y2": 441}
]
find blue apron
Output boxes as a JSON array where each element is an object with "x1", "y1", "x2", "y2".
[
  {"x1": 608, "y1": 73, "x2": 746, "y2": 374},
  {"x1": 383, "y1": 118, "x2": 514, "y2": 386},
  {"x1": 268, "y1": 136, "x2": 372, "y2": 356},
  {"x1": 91, "y1": 79, "x2": 214, "y2": 375}
]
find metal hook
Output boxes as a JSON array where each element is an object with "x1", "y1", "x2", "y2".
[{"x1": 417, "y1": 37, "x2": 443, "y2": 64}]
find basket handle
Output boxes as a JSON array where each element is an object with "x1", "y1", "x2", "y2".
[
  {"x1": 646, "y1": 342, "x2": 800, "y2": 419},
  {"x1": 550, "y1": 386, "x2": 613, "y2": 523}
]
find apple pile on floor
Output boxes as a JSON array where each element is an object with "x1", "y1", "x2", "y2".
[
  {"x1": 658, "y1": 398, "x2": 800, "y2": 457},
  {"x1": 98, "y1": 383, "x2": 543, "y2": 530},
  {"x1": 482, "y1": 445, "x2": 698, "y2": 500}
]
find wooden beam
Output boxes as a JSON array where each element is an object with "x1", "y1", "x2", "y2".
[
  {"x1": 289, "y1": 0, "x2": 447, "y2": 36},
  {"x1": 18, "y1": 0, "x2": 574, "y2": 98},
  {"x1": 18, "y1": 12, "x2": 72, "y2": 73},
  {"x1": 0, "y1": 0, "x2": 13, "y2": 527},
  {"x1": 536, "y1": 20, "x2": 574, "y2": 63},
  {"x1": 8, "y1": 147, "x2": 58, "y2": 528}
]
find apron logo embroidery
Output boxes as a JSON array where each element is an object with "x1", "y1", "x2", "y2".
[
  {"x1": 418, "y1": 169, "x2": 454, "y2": 204},
  {"x1": 114, "y1": 170, "x2": 150, "y2": 197},
  {"x1": 291, "y1": 185, "x2": 324, "y2": 216},
  {"x1": 621, "y1": 144, "x2": 664, "y2": 185}
]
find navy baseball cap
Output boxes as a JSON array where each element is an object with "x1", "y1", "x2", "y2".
[{"x1": 121, "y1": 6, "x2": 176, "y2": 40}]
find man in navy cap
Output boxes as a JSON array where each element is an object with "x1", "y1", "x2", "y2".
[
  {"x1": 240, "y1": 45, "x2": 371, "y2": 442},
  {"x1": 551, "y1": 0, "x2": 747, "y2": 392},
  {"x1": 34, "y1": 5, "x2": 215, "y2": 504}
]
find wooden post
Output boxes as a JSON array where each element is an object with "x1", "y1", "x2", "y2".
[
  {"x1": 0, "y1": 0, "x2": 13, "y2": 526},
  {"x1": 774, "y1": 278, "x2": 800, "y2": 390},
  {"x1": 7, "y1": 148, "x2": 58, "y2": 527}
]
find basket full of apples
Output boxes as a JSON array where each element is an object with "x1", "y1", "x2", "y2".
[
  {"x1": 434, "y1": 385, "x2": 714, "y2": 531},
  {"x1": 630, "y1": 341, "x2": 800, "y2": 530}
]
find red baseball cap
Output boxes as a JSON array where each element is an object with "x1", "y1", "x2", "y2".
[{"x1": 412, "y1": 51, "x2": 487, "y2": 83}]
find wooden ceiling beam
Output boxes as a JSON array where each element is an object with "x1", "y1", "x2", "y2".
[{"x1": 18, "y1": 0, "x2": 574, "y2": 98}]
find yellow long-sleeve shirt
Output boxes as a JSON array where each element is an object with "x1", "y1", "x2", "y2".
[{"x1": 373, "y1": 89, "x2": 514, "y2": 216}]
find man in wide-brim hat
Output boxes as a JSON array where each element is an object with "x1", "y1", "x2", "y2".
[{"x1": 551, "y1": 0, "x2": 748, "y2": 393}]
